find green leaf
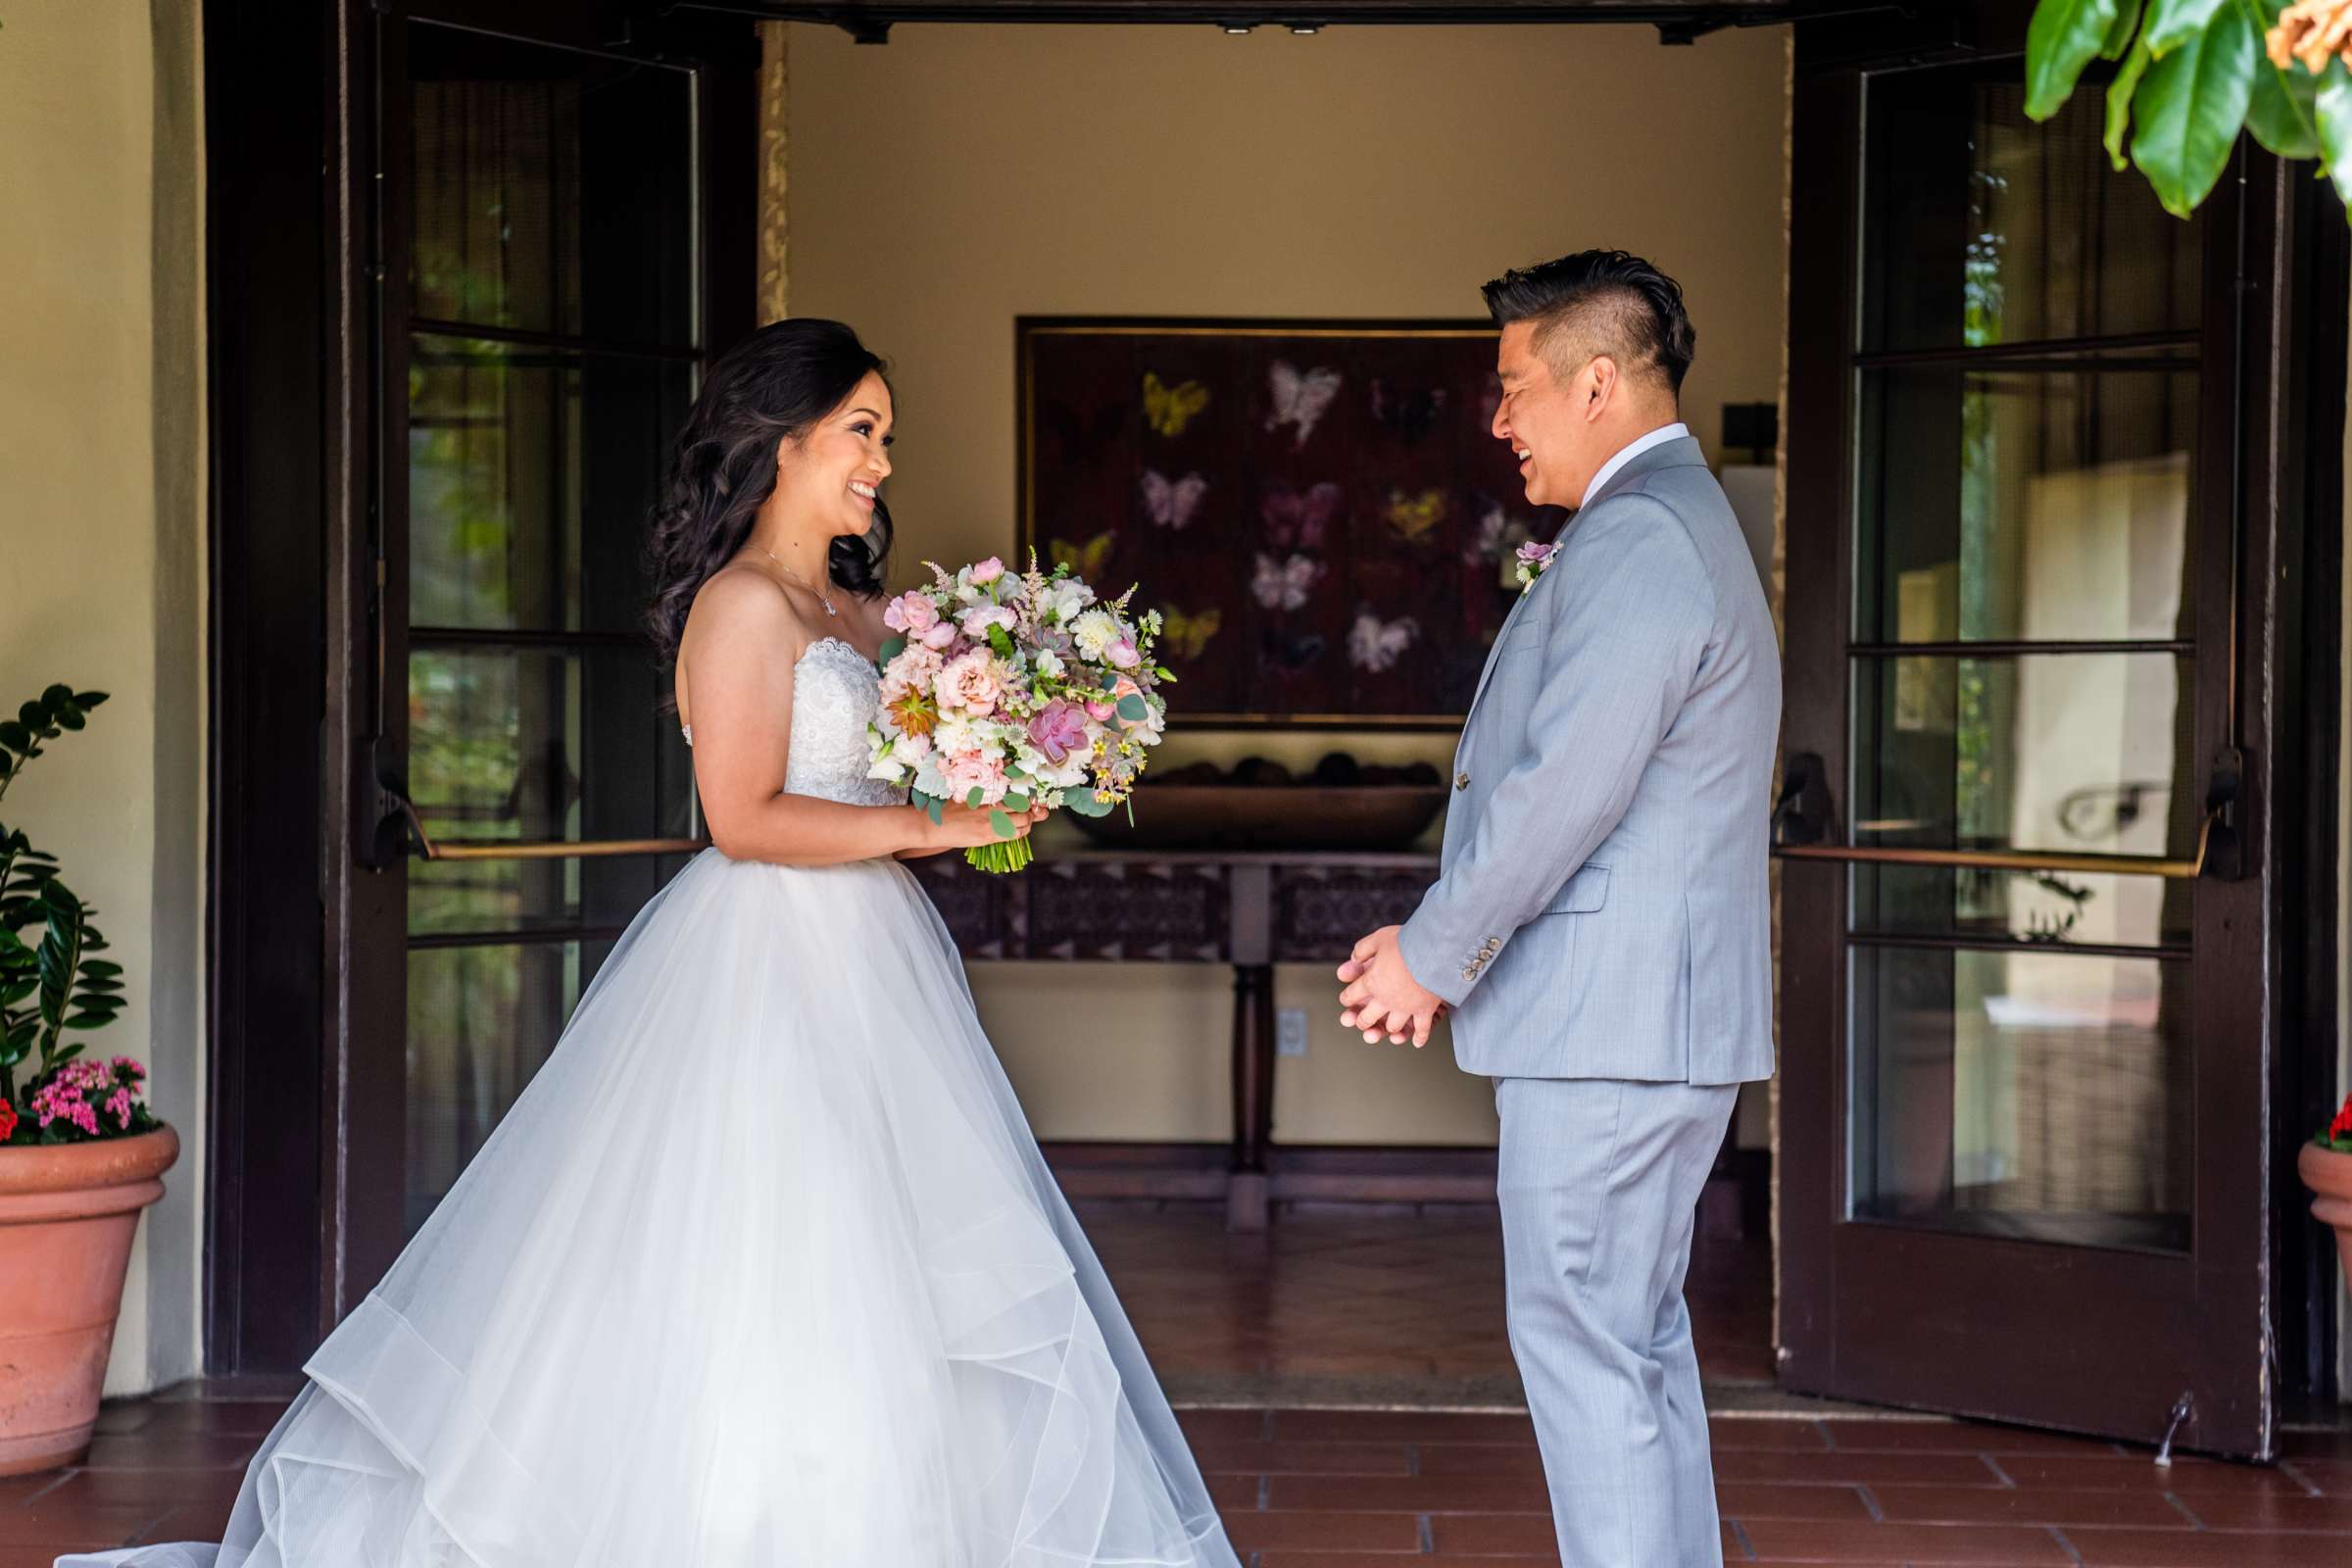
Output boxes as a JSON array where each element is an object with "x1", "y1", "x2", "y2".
[
  {"x1": 0, "y1": 722, "x2": 28, "y2": 754},
  {"x1": 2144, "y1": 0, "x2": 2228, "y2": 56},
  {"x1": 988, "y1": 808, "x2": 1015, "y2": 840},
  {"x1": 965, "y1": 787, "x2": 985, "y2": 809},
  {"x1": 78, "y1": 959, "x2": 122, "y2": 978},
  {"x1": 2132, "y1": 0, "x2": 2260, "y2": 217},
  {"x1": 926, "y1": 795, "x2": 945, "y2": 825},
  {"x1": 877, "y1": 635, "x2": 906, "y2": 665},
  {"x1": 2317, "y1": 63, "x2": 2352, "y2": 206},
  {"x1": 2102, "y1": 0, "x2": 2145, "y2": 56},
  {"x1": 2242, "y1": 0, "x2": 2322, "y2": 155},
  {"x1": 2028, "y1": 0, "x2": 2124, "y2": 119},
  {"x1": 986, "y1": 624, "x2": 1016, "y2": 660},
  {"x1": 1115, "y1": 695, "x2": 1149, "y2": 723},
  {"x1": 1004, "y1": 790, "x2": 1032, "y2": 813},
  {"x1": 2108, "y1": 35, "x2": 2157, "y2": 167},
  {"x1": 1059, "y1": 790, "x2": 1114, "y2": 818},
  {"x1": 74, "y1": 692, "x2": 108, "y2": 711}
]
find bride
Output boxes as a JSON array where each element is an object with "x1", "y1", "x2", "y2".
[{"x1": 68, "y1": 319, "x2": 1240, "y2": 1568}]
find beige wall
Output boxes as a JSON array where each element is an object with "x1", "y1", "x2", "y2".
[
  {"x1": 786, "y1": 22, "x2": 1789, "y2": 1144},
  {"x1": 0, "y1": 0, "x2": 208, "y2": 1395}
]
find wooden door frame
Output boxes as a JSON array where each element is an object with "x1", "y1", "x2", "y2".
[
  {"x1": 201, "y1": 0, "x2": 758, "y2": 1373},
  {"x1": 1777, "y1": 0, "x2": 2346, "y2": 1453}
]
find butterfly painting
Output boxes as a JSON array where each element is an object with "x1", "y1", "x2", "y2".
[
  {"x1": 1251, "y1": 551, "x2": 1324, "y2": 612},
  {"x1": 1139, "y1": 469, "x2": 1209, "y2": 531},
  {"x1": 1159, "y1": 606, "x2": 1223, "y2": 661},
  {"x1": 1264, "y1": 362, "x2": 1344, "y2": 450},
  {"x1": 1259, "y1": 480, "x2": 1344, "y2": 551},
  {"x1": 1022, "y1": 318, "x2": 1521, "y2": 722},
  {"x1": 1049, "y1": 531, "x2": 1117, "y2": 579},
  {"x1": 1384, "y1": 488, "x2": 1448, "y2": 542},
  {"x1": 1142, "y1": 372, "x2": 1210, "y2": 439},
  {"x1": 1370, "y1": 379, "x2": 1449, "y2": 443},
  {"x1": 1348, "y1": 612, "x2": 1421, "y2": 674}
]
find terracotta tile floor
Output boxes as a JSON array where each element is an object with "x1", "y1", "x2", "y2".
[
  {"x1": 1083, "y1": 1202, "x2": 1777, "y2": 1403},
  {"x1": 7, "y1": 1209, "x2": 2349, "y2": 1565}
]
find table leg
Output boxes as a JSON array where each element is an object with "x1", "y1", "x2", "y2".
[{"x1": 1228, "y1": 961, "x2": 1277, "y2": 1232}]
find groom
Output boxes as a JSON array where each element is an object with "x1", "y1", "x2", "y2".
[{"x1": 1338, "y1": 250, "x2": 1780, "y2": 1567}]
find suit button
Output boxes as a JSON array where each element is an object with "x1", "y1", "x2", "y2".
[
  {"x1": 1453, "y1": 771, "x2": 1471, "y2": 791},
  {"x1": 1460, "y1": 966, "x2": 1477, "y2": 981}
]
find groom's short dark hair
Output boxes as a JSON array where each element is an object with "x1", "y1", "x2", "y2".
[{"x1": 1482, "y1": 251, "x2": 1696, "y2": 397}]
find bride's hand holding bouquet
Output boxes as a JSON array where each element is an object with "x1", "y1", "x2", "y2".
[{"x1": 865, "y1": 553, "x2": 1170, "y2": 873}]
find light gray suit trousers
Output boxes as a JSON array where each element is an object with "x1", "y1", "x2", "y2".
[{"x1": 1399, "y1": 436, "x2": 1780, "y2": 1567}]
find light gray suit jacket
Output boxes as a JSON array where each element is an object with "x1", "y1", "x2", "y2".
[{"x1": 1398, "y1": 436, "x2": 1780, "y2": 1086}]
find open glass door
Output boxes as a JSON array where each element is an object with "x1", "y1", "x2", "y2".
[
  {"x1": 1778, "y1": 23, "x2": 2285, "y2": 1456},
  {"x1": 355, "y1": 3, "x2": 754, "y2": 1270}
]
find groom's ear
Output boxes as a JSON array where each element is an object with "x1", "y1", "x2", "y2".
[{"x1": 1582, "y1": 355, "x2": 1619, "y2": 418}]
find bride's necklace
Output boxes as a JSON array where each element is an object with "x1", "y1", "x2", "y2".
[{"x1": 760, "y1": 543, "x2": 838, "y2": 618}]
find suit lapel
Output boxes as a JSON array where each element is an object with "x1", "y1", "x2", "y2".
[{"x1": 1455, "y1": 436, "x2": 1709, "y2": 729}]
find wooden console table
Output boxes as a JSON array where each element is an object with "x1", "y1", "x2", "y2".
[{"x1": 909, "y1": 845, "x2": 1496, "y2": 1231}]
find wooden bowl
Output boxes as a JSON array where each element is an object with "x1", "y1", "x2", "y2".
[{"x1": 1064, "y1": 784, "x2": 1447, "y2": 852}]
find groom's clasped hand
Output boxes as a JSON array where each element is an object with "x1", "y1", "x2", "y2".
[{"x1": 1335, "y1": 923, "x2": 1445, "y2": 1048}]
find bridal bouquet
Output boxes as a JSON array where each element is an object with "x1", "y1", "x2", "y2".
[{"x1": 865, "y1": 554, "x2": 1170, "y2": 873}]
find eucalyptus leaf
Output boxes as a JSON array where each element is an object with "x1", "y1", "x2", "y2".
[
  {"x1": 877, "y1": 635, "x2": 907, "y2": 664},
  {"x1": 1059, "y1": 791, "x2": 1114, "y2": 818},
  {"x1": 2028, "y1": 0, "x2": 2124, "y2": 118},
  {"x1": 2132, "y1": 0, "x2": 2260, "y2": 217},
  {"x1": 988, "y1": 808, "x2": 1015, "y2": 840},
  {"x1": 1115, "y1": 695, "x2": 1149, "y2": 723},
  {"x1": 966, "y1": 787, "x2": 985, "y2": 809},
  {"x1": 2144, "y1": 0, "x2": 2228, "y2": 56},
  {"x1": 2108, "y1": 35, "x2": 2157, "y2": 167},
  {"x1": 1005, "y1": 790, "x2": 1032, "y2": 813}
]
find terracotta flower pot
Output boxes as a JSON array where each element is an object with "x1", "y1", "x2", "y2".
[
  {"x1": 2299, "y1": 1139, "x2": 2352, "y2": 1289},
  {"x1": 0, "y1": 1126, "x2": 178, "y2": 1475}
]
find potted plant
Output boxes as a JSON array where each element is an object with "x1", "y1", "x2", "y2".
[
  {"x1": 0, "y1": 686, "x2": 178, "y2": 1477},
  {"x1": 2302, "y1": 1090, "x2": 2352, "y2": 1290}
]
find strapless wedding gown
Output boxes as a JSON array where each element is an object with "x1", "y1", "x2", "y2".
[{"x1": 69, "y1": 638, "x2": 1239, "y2": 1568}]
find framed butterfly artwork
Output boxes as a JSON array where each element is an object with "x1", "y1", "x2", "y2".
[{"x1": 1016, "y1": 317, "x2": 1567, "y2": 727}]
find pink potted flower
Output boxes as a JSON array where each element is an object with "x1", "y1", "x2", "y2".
[{"x1": 0, "y1": 686, "x2": 179, "y2": 1476}]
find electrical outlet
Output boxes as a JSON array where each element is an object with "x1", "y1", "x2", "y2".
[{"x1": 1276, "y1": 1006, "x2": 1309, "y2": 1057}]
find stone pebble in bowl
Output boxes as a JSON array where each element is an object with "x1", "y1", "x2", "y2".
[{"x1": 1064, "y1": 754, "x2": 1448, "y2": 851}]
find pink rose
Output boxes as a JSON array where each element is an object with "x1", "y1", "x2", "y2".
[
  {"x1": 957, "y1": 604, "x2": 1018, "y2": 639},
  {"x1": 939, "y1": 650, "x2": 1004, "y2": 714},
  {"x1": 942, "y1": 749, "x2": 1008, "y2": 802},
  {"x1": 1084, "y1": 698, "x2": 1116, "y2": 723},
  {"x1": 1104, "y1": 637, "x2": 1141, "y2": 669},
  {"x1": 883, "y1": 591, "x2": 940, "y2": 637},
  {"x1": 880, "y1": 644, "x2": 945, "y2": 704},
  {"x1": 969, "y1": 557, "x2": 1005, "y2": 585}
]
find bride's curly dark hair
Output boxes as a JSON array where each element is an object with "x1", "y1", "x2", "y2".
[{"x1": 644, "y1": 318, "x2": 895, "y2": 662}]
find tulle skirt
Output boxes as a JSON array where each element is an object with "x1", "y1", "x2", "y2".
[{"x1": 65, "y1": 851, "x2": 1238, "y2": 1568}]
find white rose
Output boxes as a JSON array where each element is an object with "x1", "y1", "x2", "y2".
[
  {"x1": 1070, "y1": 609, "x2": 1118, "y2": 660},
  {"x1": 1043, "y1": 580, "x2": 1094, "y2": 622},
  {"x1": 1034, "y1": 649, "x2": 1065, "y2": 679}
]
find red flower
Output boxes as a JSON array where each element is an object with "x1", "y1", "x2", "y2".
[
  {"x1": 2331, "y1": 1093, "x2": 2352, "y2": 1144},
  {"x1": 0, "y1": 1100, "x2": 16, "y2": 1144}
]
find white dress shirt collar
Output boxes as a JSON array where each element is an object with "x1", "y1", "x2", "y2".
[{"x1": 1578, "y1": 420, "x2": 1691, "y2": 511}]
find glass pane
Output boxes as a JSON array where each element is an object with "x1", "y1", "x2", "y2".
[
  {"x1": 409, "y1": 24, "x2": 694, "y2": 345},
  {"x1": 1855, "y1": 362, "x2": 2197, "y2": 644},
  {"x1": 408, "y1": 645, "x2": 694, "y2": 853},
  {"x1": 1853, "y1": 866, "x2": 2189, "y2": 949},
  {"x1": 410, "y1": 334, "x2": 694, "y2": 632},
  {"x1": 1862, "y1": 74, "x2": 2200, "y2": 353},
  {"x1": 1853, "y1": 653, "x2": 2195, "y2": 859},
  {"x1": 1850, "y1": 946, "x2": 2190, "y2": 1251},
  {"x1": 407, "y1": 939, "x2": 615, "y2": 1233}
]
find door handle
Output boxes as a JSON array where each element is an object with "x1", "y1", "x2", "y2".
[{"x1": 1770, "y1": 749, "x2": 2242, "y2": 882}]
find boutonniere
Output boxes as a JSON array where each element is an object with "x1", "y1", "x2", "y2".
[{"x1": 1513, "y1": 540, "x2": 1560, "y2": 591}]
